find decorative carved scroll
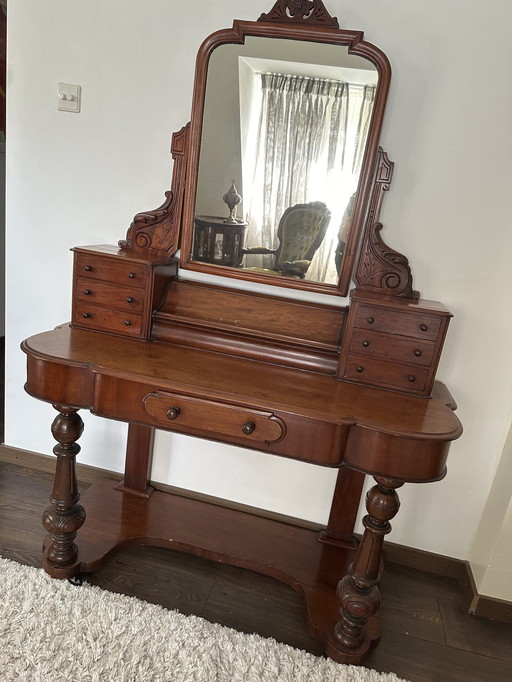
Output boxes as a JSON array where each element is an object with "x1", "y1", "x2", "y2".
[
  {"x1": 258, "y1": 0, "x2": 339, "y2": 28},
  {"x1": 119, "y1": 124, "x2": 190, "y2": 259},
  {"x1": 354, "y1": 149, "x2": 420, "y2": 300}
]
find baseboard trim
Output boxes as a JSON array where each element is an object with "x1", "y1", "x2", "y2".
[
  {"x1": 2, "y1": 443, "x2": 511, "y2": 622},
  {"x1": 467, "y1": 570, "x2": 512, "y2": 624},
  {"x1": 0, "y1": 444, "x2": 122, "y2": 486},
  {"x1": 469, "y1": 595, "x2": 512, "y2": 623},
  {"x1": 381, "y1": 539, "x2": 471, "y2": 583}
]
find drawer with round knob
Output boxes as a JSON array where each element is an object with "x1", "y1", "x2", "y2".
[
  {"x1": 349, "y1": 329, "x2": 435, "y2": 366},
  {"x1": 75, "y1": 277, "x2": 144, "y2": 313},
  {"x1": 143, "y1": 391, "x2": 286, "y2": 444},
  {"x1": 354, "y1": 305, "x2": 442, "y2": 341},
  {"x1": 75, "y1": 253, "x2": 147, "y2": 288},
  {"x1": 73, "y1": 302, "x2": 143, "y2": 337},
  {"x1": 343, "y1": 356, "x2": 429, "y2": 393}
]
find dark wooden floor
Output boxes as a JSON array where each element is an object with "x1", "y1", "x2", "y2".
[{"x1": 1, "y1": 459, "x2": 511, "y2": 682}]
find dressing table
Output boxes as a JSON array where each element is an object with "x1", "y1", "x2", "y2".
[{"x1": 21, "y1": 0, "x2": 462, "y2": 665}]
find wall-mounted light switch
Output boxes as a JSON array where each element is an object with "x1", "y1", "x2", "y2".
[{"x1": 58, "y1": 83, "x2": 81, "y2": 113}]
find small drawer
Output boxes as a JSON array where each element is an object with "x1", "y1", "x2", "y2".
[
  {"x1": 143, "y1": 391, "x2": 285, "y2": 444},
  {"x1": 75, "y1": 253, "x2": 147, "y2": 288},
  {"x1": 343, "y1": 355, "x2": 429, "y2": 393},
  {"x1": 75, "y1": 277, "x2": 144, "y2": 313},
  {"x1": 73, "y1": 302, "x2": 143, "y2": 337},
  {"x1": 350, "y1": 329, "x2": 435, "y2": 367},
  {"x1": 354, "y1": 305, "x2": 442, "y2": 340}
]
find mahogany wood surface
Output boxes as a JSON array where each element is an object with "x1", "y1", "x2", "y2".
[
  {"x1": 22, "y1": 324, "x2": 461, "y2": 473},
  {"x1": 157, "y1": 279, "x2": 345, "y2": 347},
  {"x1": 116, "y1": 423, "x2": 155, "y2": 497},
  {"x1": 22, "y1": 320, "x2": 461, "y2": 663},
  {"x1": 152, "y1": 278, "x2": 345, "y2": 373}
]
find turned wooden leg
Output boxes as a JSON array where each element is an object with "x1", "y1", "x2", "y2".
[
  {"x1": 42, "y1": 405, "x2": 86, "y2": 578},
  {"x1": 332, "y1": 476, "x2": 404, "y2": 662}
]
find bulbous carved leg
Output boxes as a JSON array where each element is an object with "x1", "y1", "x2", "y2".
[
  {"x1": 333, "y1": 477, "x2": 404, "y2": 662},
  {"x1": 42, "y1": 405, "x2": 86, "y2": 578}
]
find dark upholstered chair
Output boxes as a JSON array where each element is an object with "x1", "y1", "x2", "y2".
[{"x1": 242, "y1": 201, "x2": 331, "y2": 278}]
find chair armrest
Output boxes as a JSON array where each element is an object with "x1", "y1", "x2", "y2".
[
  {"x1": 242, "y1": 247, "x2": 277, "y2": 255},
  {"x1": 282, "y1": 260, "x2": 311, "y2": 278}
]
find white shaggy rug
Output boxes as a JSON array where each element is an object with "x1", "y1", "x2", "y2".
[{"x1": 0, "y1": 557, "x2": 408, "y2": 681}]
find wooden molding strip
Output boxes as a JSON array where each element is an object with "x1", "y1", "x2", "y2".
[
  {"x1": 0, "y1": 444, "x2": 121, "y2": 486},
  {"x1": 2, "y1": 443, "x2": 511, "y2": 622},
  {"x1": 468, "y1": 575, "x2": 512, "y2": 624},
  {"x1": 381, "y1": 539, "x2": 470, "y2": 583}
]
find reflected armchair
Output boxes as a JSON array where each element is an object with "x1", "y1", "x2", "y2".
[{"x1": 242, "y1": 201, "x2": 331, "y2": 279}]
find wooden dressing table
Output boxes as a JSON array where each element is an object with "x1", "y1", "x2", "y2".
[{"x1": 22, "y1": 0, "x2": 462, "y2": 665}]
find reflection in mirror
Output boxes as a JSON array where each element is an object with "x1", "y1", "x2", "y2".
[{"x1": 192, "y1": 37, "x2": 378, "y2": 284}]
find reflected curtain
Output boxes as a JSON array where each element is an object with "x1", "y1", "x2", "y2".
[{"x1": 244, "y1": 74, "x2": 375, "y2": 282}]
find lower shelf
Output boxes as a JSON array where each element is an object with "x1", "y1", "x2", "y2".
[{"x1": 44, "y1": 478, "x2": 380, "y2": 663}]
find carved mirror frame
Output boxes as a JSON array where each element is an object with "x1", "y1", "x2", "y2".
[
  {"x1": 178, "y1": 0, "x2": 391, "y2": 296},
  {"x1": 120, "y1": 0, "x2": 394, "y2": 298}
]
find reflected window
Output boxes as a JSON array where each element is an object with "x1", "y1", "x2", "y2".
[{"x1": 239, "y1": 58, "x2": 376, "y2": 283}]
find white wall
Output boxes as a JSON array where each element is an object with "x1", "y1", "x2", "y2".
[
  {"x1": 5, "y1": 0, "x2": 512, "y2": 598},
  {"x1": 470, "y1": 415, "x2": 512, "y2": 600}
]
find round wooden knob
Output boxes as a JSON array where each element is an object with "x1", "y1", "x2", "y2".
[
  {"x1": 126, "y1": 297, "x2": 134, "y2": 303},
  {"x1": 419, "y1": 324, "x2": 428, "y2": 332},
  {"x1": 124, "y1": 320, "x2": 132, "y2": 326},
  {"x1": 367, "y1": 317, "x2": 375, "y2": 324},
  {"x1": 414, "y1": 349, "x2": 422, "y2": 357},
  {"x1": 356, "y1": 366, "x2": 364, "y2": 373},
  {"x1": 82, "y1": 312, "x2": 91, "y2": 318},
  {"x1": 362, "y1": 340, "x2": 370, "y2": 347},
  {"x1": 84, "y1": 265, "x2": 93, "y2": 272},
  {"x1": 242, "y1": 421, "x2": 256, "y2": 435},
  {"x1": 83, "y1": 289, "x2": 92, "y2": 295},
  {"x1": 166, "y1": 407, "x2": 181, "y2": 420},
  {"x1": 407, "y1": 375, "x2": 416, "y2": 382},
  {"x1": 128, "y1": 272, "x2": 136, "y2": 279}
]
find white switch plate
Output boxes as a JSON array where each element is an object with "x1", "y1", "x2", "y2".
[{"x1": 58, "y1": 83, "x2": 81, "y2": 113}]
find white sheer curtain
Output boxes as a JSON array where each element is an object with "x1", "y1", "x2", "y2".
[{"x1": 243, "y1": 73, "x2": 375, "y2": 282}]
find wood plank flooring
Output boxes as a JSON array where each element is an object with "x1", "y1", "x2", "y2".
[{"x1": 1, "y1": 459, "x2": 511, "y2": 682}]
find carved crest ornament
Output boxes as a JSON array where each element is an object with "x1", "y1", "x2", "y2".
[{"x1": 258, "y1": 0, "x2": 339, "y2": 27}]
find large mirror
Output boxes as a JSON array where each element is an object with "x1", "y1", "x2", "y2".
[{"x1": 180, "y1": 6, "x2": 391, "y2": 296}]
